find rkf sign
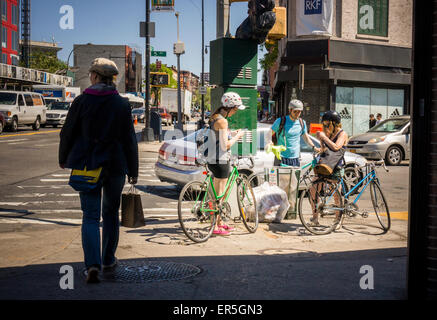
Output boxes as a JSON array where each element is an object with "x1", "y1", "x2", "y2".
[
  {"x1": 304, "y1": 0, "x2": 322, "y2": 15},
  {"x1": 199, "y1": 86, "x2": 207, "y2": 95}
]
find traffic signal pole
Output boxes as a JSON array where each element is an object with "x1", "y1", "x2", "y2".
[{"x1": 143, "y1": 0, "x2": 154, "y2": 141}]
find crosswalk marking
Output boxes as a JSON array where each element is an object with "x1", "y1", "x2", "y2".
[{"x1": 40, "y1": 178, "x2": 69, "y2": 182}]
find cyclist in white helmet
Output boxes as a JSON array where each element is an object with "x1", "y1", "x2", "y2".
[{"x1": 207, "y1": 91, "x2": 246, "y2": 236}]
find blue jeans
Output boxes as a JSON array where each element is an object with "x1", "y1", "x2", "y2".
[{"x1": 79, "y1": 172, "x2": 126, "y2": 269}]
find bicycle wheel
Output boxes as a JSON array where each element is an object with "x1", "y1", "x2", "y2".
[
  {"x1": 298, "y1": 179, "x2": 344, "y2": 235},
  {"x1": 237, "y1": 175, "x2": 258, "y2": 233},
  {"x1": 369, "y1": 181, "x2": 391, "y2": 232},
  {"x1": 178, "y1": 181, "x2": 217, "y2": 243}
]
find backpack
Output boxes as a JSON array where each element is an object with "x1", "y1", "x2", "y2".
[
  {"x1": 314, "y1": 130, "x2": 346, "y2": 176},
  {"x1": 195, "y1": 125, "x2": 212, "y2": 165},
  {"x1": 272, "y1": 116, "x2": 304, "y2": 145}
]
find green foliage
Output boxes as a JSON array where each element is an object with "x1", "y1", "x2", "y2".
[
  {"x1": 259, "y1": 41, "x2": 278, "y2": 72},
  {"x1": 23, "y1": 50, "x2": 67, "y2": 73}
]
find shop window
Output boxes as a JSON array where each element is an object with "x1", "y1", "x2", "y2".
[
  {"x1": 1, "y1": 26, "x2": 6, "y2": 48},
  {"x1": 12, "y1": 5, "x2": 17, "y2": 25},
  {"x1": 336, "y1": 86, "x2": 404, "y2": 136},
  {"x1": 1, "y1": 0, "x2": 7, "y2": 21},
  {"x1": 11, "y1": 31, "x2": 17, "y2": 51},
  {"x1": 357, "y1": 0, "x2": 388, "y2": 37},
  {"x1": 2, "y1": 53, "x2": 7, "y2": 64}
]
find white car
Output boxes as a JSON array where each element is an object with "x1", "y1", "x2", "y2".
[
  {"x1": 155, "y1": 124, "x2": 367, "y2": 190},
  {"x1": 0, "y1": 91, "x2": 47, "y2": 132},
  {"x1": 43, "y1": 101, "x2": 71, "y2": 128}
]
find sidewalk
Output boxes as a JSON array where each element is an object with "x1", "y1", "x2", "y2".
[{"x1": 0, "y1": 214, "x2": 408, "y2": 300}]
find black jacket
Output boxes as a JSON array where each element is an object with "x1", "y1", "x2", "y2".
[{"x1": 59, "y1": 84, "x2": 138, "y2": 178}]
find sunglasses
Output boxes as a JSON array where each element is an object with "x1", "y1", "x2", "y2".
[
  {"x1": 323, "y1": 123, "x2": 331, "y2": 128},
  {"x1": 291, "y1": 110, "x2": 301, "y2": 114}
]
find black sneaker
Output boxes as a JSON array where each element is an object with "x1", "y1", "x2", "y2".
[
  {"x1": 102, "y1": 258, "x2": 118, "y2": 272},
  {"x1": 85, "y1": 266, "x2": 100, "y2": 284}
]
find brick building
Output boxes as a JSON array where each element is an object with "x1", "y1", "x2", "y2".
[
  {"x1": 73, "y1": 44, "x2": 142, "y2": 94},
  {"x1": 269, "y1": 0, "x2": 413, "y2": 136}
]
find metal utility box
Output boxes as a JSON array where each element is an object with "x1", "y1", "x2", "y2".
[
  {"x1": 211, "y1": 86, "x2": 258, "y2": 156},
  {"x1": 209, "y1": 38, "x2": 258, "y2": 86}
]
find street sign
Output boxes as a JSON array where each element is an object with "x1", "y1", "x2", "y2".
[
  {"x1": 151, "y1": 51, "x2": 166, "y2": 57},
  {"x1": 140, "y1": 21, "x2": 155, "y2": 38},
  {"x1": 199, "y1": 86, "x2": 207, "y2": 95},
  {"x1": 152, "y1": 0, "x2": 174, "y2": 11}
]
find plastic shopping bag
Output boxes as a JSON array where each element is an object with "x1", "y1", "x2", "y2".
[{"x1": 252, "y1": 182, "x2": 290, "y2": 223}]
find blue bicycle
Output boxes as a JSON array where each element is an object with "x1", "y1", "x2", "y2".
[{"x1": 298, "y1": 158, "x2": 391, "y2": 235}]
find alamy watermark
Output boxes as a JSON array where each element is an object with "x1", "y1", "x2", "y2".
[
  {"x1": 359, "y1": 265, "x2": 374, "y2": 290},
  {"x1": 59, "y1": 265, "x2": 74, "y2": 290},
  {"x1": 59, "y1": 5, "x2": 74, "y2": 30}
]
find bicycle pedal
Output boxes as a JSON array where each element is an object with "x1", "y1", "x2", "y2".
[{"x1": 362, "y1": 211, "x2": 369, "y2": 218}]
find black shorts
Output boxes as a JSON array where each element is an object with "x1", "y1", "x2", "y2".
[{"x1": 207, "y1": 162, "x2": 230, "y2": 179}]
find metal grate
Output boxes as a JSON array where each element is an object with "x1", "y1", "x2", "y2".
[{"x1": 94, "y1": 261, "x2": 202, "y2": 283}]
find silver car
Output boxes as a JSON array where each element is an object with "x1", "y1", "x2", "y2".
[
  {"x1": 155, "y1": 124, "x2": 367, "y2": 188},
  {"x1": 346, "y1": 116, "x2": 410, "y2": 166}
]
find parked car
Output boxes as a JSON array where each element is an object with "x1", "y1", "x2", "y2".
[
  {"x1": 0, "y1": 91, "x2": 47, "y2": 132},
  {"x1": 132, "y1": 108, "x2": 145, "y2": 123},
  {"x1": 155, "y1": 123, "x2": 367, "y2": 190},
  {"x1": 346, "y1": 115, "x2": 410, "y2": 166},
  {"x1": 0, "y1": 112, "x2": 5, "y2": 134},
  {"x1": 43, "y1": 101, "x2": 71, "y2": 128},
  {"x1": 151, "y1": 107, "x2": 172, "y2": 126}
]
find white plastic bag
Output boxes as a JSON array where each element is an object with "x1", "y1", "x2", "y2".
[{"x1": 252, "y1": 182, "x2": 290, "y2": 223}]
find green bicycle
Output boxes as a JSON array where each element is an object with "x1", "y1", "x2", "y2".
[{"x1": 177, "y1": 157, "x2": 258, "y2": 243}]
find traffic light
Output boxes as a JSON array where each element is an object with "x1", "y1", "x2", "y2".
[{"x1": 150, "y1": 72, "x2": 169, "y2": 87}]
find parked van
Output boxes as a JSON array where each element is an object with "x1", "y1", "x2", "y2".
[{"x1": 0, "y1": 91, "x2": 47, "y2": 132}]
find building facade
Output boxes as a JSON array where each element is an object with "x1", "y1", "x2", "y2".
[
  {"x1": 1, "y1": 0, "x2": 20, "y2": 66},
  {"x1": 73, "y1": 44, "x2": 142, "y2": 94},
  {"x1": 269, "y1": 0, "x2": 413, "y2": 136}
]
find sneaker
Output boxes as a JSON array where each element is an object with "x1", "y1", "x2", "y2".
[
  {"x1": 219, "y1": 224, "x2": 234, "y2": 231},
  {"x1": 333, "y1": 217, "x2": 342, "y2": 231},
  {"x1": 102, "y1": 258, "x2": 118, "y2": 272},
  {"x1": 213, "y1": 228, "x2": 230, "y2": 236},
  {"x1": 308, "y1": 217, "x2": 320, "y2": 227},
  {"x1": 86, "y1": 266, "x2": 100, "y2": 284}
]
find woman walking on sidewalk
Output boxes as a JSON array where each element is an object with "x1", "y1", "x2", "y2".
[{"x1": 59, "y1": 58, "x2": 139, "y2": 283}]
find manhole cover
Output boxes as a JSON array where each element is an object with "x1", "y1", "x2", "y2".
[{"x1": 99, "y1": 261, "x2": 202, "y2": 283}]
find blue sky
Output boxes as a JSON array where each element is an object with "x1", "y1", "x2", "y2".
[{"x1": 32, "y1": 0, "x2": 264, "y2": 84}]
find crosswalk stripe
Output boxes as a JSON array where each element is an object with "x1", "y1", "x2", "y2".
[{"x1": 40, "y1": 179, "x2": 69, "y2": 182}]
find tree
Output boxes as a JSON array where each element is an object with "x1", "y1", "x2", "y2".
[
  {"x1": 259, "y1": 40, "x2": 278, "y2": 72},
  {"x1": 23, "y1": 50, "x2": 67, "y2": 73}
]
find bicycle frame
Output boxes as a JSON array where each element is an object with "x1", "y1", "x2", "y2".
[
  {"x1": 195, "y1": 165, "x2": 241, "y2": 215},
  {"x1": 325, "y1": 165, "x2": 378, "y2": 208}
]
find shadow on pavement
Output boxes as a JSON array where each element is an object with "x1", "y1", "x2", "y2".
[{"x1": 0, "y1": 247, "x2": 407, "y2": 300}]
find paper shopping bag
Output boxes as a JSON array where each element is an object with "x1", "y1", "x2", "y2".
[{"x1": 121, "y1": 186, "x2": 145, "y2": 228}]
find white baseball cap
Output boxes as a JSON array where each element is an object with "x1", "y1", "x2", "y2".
[{"x1": 289, "y1": 99, "x2": 303, "y2": 111}]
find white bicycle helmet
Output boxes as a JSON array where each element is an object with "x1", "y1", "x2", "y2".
[
  {"x1": 221, "y1": 92, "x2": 247, "y2": 110},
  {"x1": 289, "y1": 99, "x2": 303, "y2": 110}
]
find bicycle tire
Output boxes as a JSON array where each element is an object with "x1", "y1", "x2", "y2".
[
  {"x1": 369, "y1": 181, "x2": 391, "y2": 232},
  {"x1": 237, "y1": 175, "x2": 258, "y2": 233},
  {"x1": 178, "y1": 181, "x2": 217, "y2": 243},
  {"x1": 298, "y1": 179, "x2": 343, "y2": 235}
]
